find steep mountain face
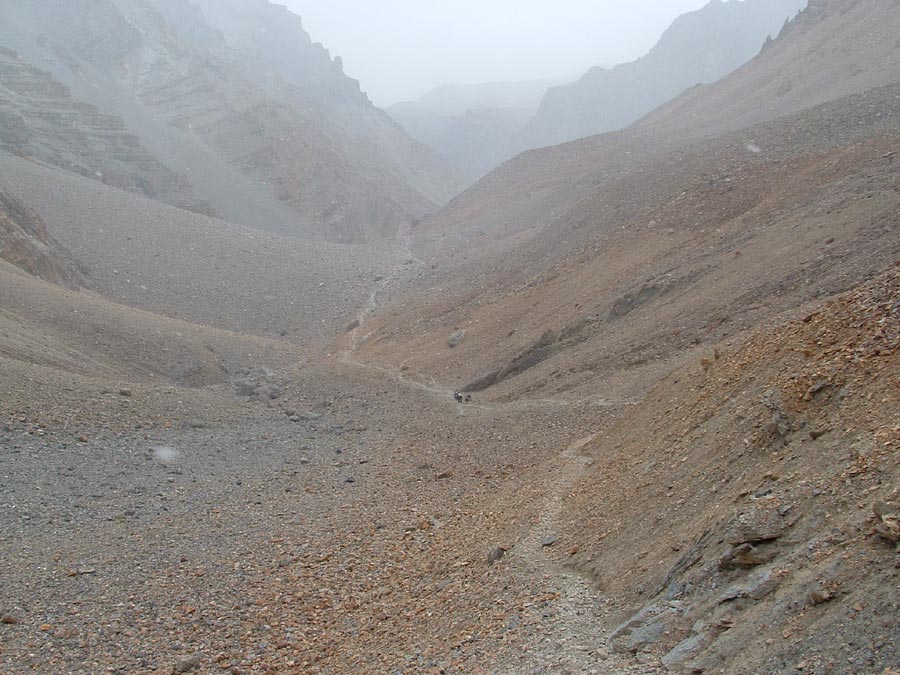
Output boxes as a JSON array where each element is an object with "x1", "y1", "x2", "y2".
[
  {"x1": 0, "y1": 47, "x2": 216, "y2": 217},
  {"x1": 514, "y1": 0, "x2": 807, "y2": 151},
  {"x1": 0, "y1": 190, "x2": 85, "y2": 289},
  {"x1": 0, "y1": 0, "x2": 465, "y2": 242},
  {"x1": 388, "y1": 79, "x2": 560, "y2": 179},
  {"x1": 640, "y1": 0, "x2": 900, "y2": 137}
]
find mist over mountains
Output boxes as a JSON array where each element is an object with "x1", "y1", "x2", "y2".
[
  {"x1": 0, "y1": 0, "x2": 465, "y2": 243},
  {"x1": 388, "y1": 78, "x2": 563, "y2": 180},
  {"x1": 388, "y1": 0, "x2": 807, "y2": 179},
  {"x1": 1, "y1": 1, "x2": 899, "y2": 673},
  {"x1": 515, "y1": 0, "x2": 808, "y2": 151}
]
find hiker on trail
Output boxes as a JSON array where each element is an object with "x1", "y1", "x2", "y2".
[{"x1": 454, "y1": 391, "x2": 463, "y2": 403}]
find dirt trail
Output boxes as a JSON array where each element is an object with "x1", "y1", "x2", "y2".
[
  {"x1": 337, "y1": 234, "x2": 640, "y2": 417},
  {"x1": 331, "y1": 238, "x2": 661, "y2": 672},
  {"x1": 491, "y1": 433, "x2": 657, "y2": 674}
]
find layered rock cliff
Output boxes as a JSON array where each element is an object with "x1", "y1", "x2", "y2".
[
  {"x1": 0, "y1": 47, "x2": 216, "y2": 217},
  {"x1": 0, "y1": 0, "x2": 465, "y2": 241}
]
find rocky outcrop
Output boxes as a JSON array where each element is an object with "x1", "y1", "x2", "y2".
[
  {"x1": 514, "y1": 0, "x2": 807, "y2": 151},
  {"x1": 0, "y1": 190, "x2": 85, "y2": 289}
]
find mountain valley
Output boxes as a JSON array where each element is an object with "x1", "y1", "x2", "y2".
[{"x1": 0, "y1": 1, "x2": 898, "y2": 674}]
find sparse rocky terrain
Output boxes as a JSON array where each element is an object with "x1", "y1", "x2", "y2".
[{"x1": 0, "y1": 1, "x2": 898, "y2": 674}]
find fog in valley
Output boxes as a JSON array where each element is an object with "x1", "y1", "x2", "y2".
[
  {"x1": 2, "y1": 1, "x2": 899, "y2": 673},
  {"x1": 286, "y1": 0, "x2": 711, "y2": 105}
]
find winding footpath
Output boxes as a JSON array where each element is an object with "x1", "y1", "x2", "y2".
[{"x1": 334, "y1": 230, "x2": 658, "y2": 674}]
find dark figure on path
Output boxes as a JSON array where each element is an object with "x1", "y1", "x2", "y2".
[{"x1": 454, "y1": 391, "x2": 464, "y2": 403}]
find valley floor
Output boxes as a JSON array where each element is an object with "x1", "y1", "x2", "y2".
[
  {"x1": 1, "y1": 217, "x2": 897, "y2": 675},
  {"x1": 0, "y1": 245, "x2": 661, "y2": 675},
  {"x1": 0, "y1": 362, "x2": 656, "y2": 675}
]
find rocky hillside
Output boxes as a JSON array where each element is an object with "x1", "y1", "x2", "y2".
[
  {"x1": 0, "y1": 0, "x2": 898, "y2": 673},
  {"x1": 514, "y1": 0, "x2": 807, "y2": 151},
  {"x1": 640, "y1": 0, "x2": 900, "y2": 138},
  {"x1": 388, "y1": 79, "x2": 561, "y2": 180},
  {"x1": 0, "y1": 150, "x2": 393, "y2": 345},
  {"x1": 358, "y1": 82, "x2": 900, "y2": 404},
  {"x1": 0, "y1": 0, "x2": 465, "y2": 242},
  {"x1": 561, "y1": 270, "x2": 900, "y2": 672}
]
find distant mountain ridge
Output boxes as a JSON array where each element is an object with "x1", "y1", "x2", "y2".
[
  {"x1": 388, "y1": 79, "x2": 563, "y2": 180},
  {"x1": 386, "y1": 0, "x2": 806, "y2": 179},
  {"x1": 513, "y1": 0, "x2": 807, "y2": 152},
  {"x1": 0, "y1": 0, "x2": 466, "y2": 242}
]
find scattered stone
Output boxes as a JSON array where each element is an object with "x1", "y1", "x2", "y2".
[
  {"x1": 119, "y1": 388, "x2": 132, "y2": 397},
  {"x1": 627, "y1": 620, "x2": 667, "y2": 653},
  {"x1": 447, "y1": 330, "x2": 467, "y2": 348},
  {"x1": 808, "y1": 588, "x2": 833, "y2": 606},
  {"x1": 726, "y1": 504, "x2": 787, "y2": 545},
  {"x1": 803, "y1": 379, "x2": 829, "y2": 401},
  {"x1": 610, "y1": 606, "x2": 673, "y2": 654},
  {"x1": 718, "y1": 570, "x2": 779, "y2": 603},
  {"x1": 719, "y1": 542, "x2": 777, "y2": 568},
  {"x1": 77, "y1": 435, "x2": 88, "y2": 444},
  {"x1": 66, "y1": 568, "x2": 96, "y2": 577},
  {"x1": 173, "y1": 655, "x2": 201, "y2": 673},
  {"x1": 487, "y1": 546, "x2": 507, "y2": 566},
  {"x1": 255, "y1": 384, "x2": 281, "y2": 401},
  {"x1": 235, "y1": 382, "x2": 256, "y2": 397},
  {"x1": 1, "y1": 614, "x2": 19, "y2": 624},
  {"x1": 809, "y1": 428, "x2": 829, "y2": 440},
  {"x1": 663, "y1": 633, "x2": 705, "y2": 666},
  {"x1": 541, "y1": 534, "x2": 558, "y2": 547},
  {"x1": 749, "y1": 578, "x2": 780, "y2": 601},
  {"x1": 872, "y1": 502, "x2": 900, "y2": 542},
  {"x1": 435, "y1": 470, "x2": 453, "y2": 480}
]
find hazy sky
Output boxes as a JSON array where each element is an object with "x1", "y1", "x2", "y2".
[{"x1": 284, "y1": 0, "x2": 711, "y2": 106}]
